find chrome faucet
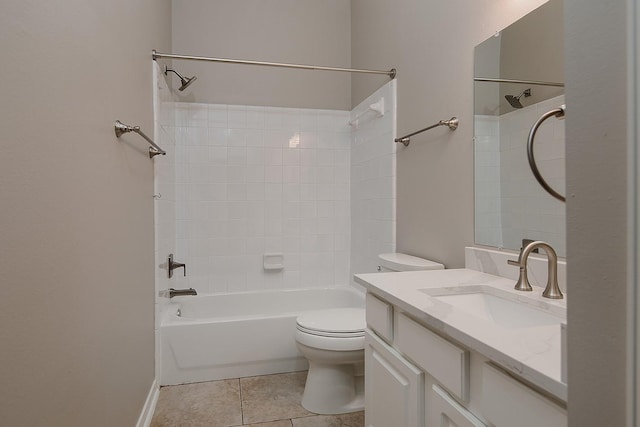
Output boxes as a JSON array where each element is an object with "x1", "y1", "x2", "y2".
[
  {"x1": 169, "y1": 288, "x2": 197, "y2": 298},
  {"x1": 507, "y1": 240, "x2": 564, "y2": 299},
  {"x1": 168, "y1": 254, "x2": 186, "y2": 278}
]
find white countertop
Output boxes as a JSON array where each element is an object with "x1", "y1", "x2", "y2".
[{"x1": 355, "y1": 268, "x2": 567, "y2": 402}]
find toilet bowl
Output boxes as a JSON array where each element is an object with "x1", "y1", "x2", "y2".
[
  {"x1": 295, "y1": 308, "x2": 365, "y2": 414},
  {"x1": 295, "y1": 253, "x2": 444, "y2": 415}
]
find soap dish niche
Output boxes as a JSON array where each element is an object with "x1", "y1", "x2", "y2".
[{"x1": 263, "y1": 253, "x2": 284, "y2": 271}]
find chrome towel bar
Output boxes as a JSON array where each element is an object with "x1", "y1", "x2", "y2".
[
  {"x1": 395, "y1": 117, "x2": 459, "y2": 147},
  {"x1": 114, "y1": 120, "x2": 166, "y2": 158},
  {"x1": 527, "y1": 105, "x2": 566, "y2": 202}
]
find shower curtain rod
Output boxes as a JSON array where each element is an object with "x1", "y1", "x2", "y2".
[
  {"x1": 474, "y1": 77, "x2": 564, "y2": 87},
  {"x1": 152, "y1": 50, "x2": 396, "y2": 79}
]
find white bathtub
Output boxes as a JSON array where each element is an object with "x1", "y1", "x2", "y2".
[{"x1": 160, "y1": 287, "x2": 364, "y2": 385}]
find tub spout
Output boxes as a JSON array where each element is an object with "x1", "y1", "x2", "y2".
[{"x1": 169, "y1": 288, "x2": 197, "y2": 298}]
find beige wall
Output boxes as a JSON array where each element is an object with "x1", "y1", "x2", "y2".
[
  {"x1": 473, "y1": 34, "x2": 502, "y2": 116},
  {"x1": 171, "y1": 0, "x2": 351, "y2": 110},
  {"x1": 351, "y1": 0, "x2": 548, "y2": 267},
  {"x1": 565, "y1": 0, "x2": 629, "y2": 424},
  {"x1": 498, "y1": 0, "x2": 563, "y2": 114},
  {"x1": 0, "y1": 1, "x2": 171, "y2": 426},
  {"x1": 474, "y1": 0, "x2": 564, "y2": 116}
]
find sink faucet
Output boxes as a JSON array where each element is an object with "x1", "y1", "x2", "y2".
[
  {"x1": 507, "y1": 240, "x2": 564, "y2": 299},
  {"x1": 169, "y1": 288, "x2": 197, "y2": 298}
]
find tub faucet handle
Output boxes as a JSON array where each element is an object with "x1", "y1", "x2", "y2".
[{"x1": 168, "y1": 254, "x2": 187, "y2": 278}]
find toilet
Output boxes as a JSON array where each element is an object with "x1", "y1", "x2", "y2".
[{"x1": 295, "y1": 253, "x2": 444, "y2": 414}]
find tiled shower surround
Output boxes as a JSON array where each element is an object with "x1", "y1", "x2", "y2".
[
  {"x1": 475, "y1": 94, "x2": 566, "y2": 255},
  {"x1": 350, "y1": 82, "x2": 397, "y2": 278},
  {"x1": 155, "y1": 80, "x2": 396, "y2": 295}
]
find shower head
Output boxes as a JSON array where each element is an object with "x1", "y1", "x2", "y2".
[
  {"x1": 178, "y1": 75, "x2": 197, "y2": 91},
  {"x1": 505, "y1": 88, "x2": 532, "y2": 109},
  {"x1": 164, "y1": 65, "x2": 197, "y2": 91}
]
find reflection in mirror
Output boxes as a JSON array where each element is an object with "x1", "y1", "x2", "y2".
[{"x1": 473, "y1": 0, "x2": 566, "y2": 256}]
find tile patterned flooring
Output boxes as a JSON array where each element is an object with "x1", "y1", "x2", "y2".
[{"x1": 150, "y1": 371, "x2": 364, "y2": 427}]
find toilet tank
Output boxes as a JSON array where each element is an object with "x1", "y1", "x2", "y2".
[{"x1": 377, "y1": 253, "x2": 444, "y2": 272}]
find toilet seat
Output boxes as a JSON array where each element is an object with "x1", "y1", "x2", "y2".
[
  {"x1": 296, "y1": 325, "x2": 364, "y2": 338},
  {"x1": 296, "y1": 308, "x2": 366, "y2": 351},
  {"x1": 296, "y1": 308, "x2": 365, "y2": 336}
]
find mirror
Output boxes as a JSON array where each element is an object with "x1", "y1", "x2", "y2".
[{"x1": 473, "y1": 0, "x2": 566, "y2": 256}]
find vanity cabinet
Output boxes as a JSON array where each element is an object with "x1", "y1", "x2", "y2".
[
  {"x1": 365, "y1": 331, "x2": 424, "y2": 427},
  {"x1": 481, "y1": 363, "x2": 567, "y2": 427},
  {"x1": 365, "y1": 291, "x2": 567, "y2": 427}
]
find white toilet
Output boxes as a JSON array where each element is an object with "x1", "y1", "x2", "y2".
[{"x1": 295, "y1": 253, "x2": 444, "y2": 414}]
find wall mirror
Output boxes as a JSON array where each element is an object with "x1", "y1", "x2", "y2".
[{"x1": 473, "y1": 0, "x2": 566, "y2": 256}]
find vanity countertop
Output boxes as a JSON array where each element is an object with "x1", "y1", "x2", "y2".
[{"x1": 355, "y1": 268, "x2": 567, "y2": 402}]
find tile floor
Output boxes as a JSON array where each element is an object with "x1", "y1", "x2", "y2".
[{"x1": 150, "y1": 371, "x2": 364, "y2": 427}]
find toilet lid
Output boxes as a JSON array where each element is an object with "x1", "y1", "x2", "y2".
[
  {"x1": 378, "y1": 253, "x2": 444, "y2": 271},
  {"x1": 296, "y1": 308, "x2": 365, "y2": 338}
]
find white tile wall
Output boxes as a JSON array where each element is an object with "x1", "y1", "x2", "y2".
[
  {"x1": 474, "y1": 95, "x2": 566, "y2": 256},
  {"x1": 156, "y1": 74, "x2": 397, "y2": 314},
  {"x1": 161, "y1": 102, "x2": 352, "y2": 294},
  {"x1": 474, "y1": 115, "x2": 502, "y2": 248},
  {"x1": 350, "y1": 80, "x2": 397, "y2": 279}
]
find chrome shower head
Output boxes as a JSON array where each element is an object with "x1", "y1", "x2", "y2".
[
  {"x1": 505, "y1": 88, "x2": 532, "y2": 109},
  {"x1": 178, "y1": 75, "x2": 197, "y2": 91},
  {"x1": 164, "y1": 65, "x2": 197, "y2": 91}
]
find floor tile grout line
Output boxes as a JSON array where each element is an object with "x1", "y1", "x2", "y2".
[
  {"x1": 236, "y1": 369, "x2": 309, "y2": 381},
  {"x1": 238, "y1": 377, "x2": 245, "y2": 425}
]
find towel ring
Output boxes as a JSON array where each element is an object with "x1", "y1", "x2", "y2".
[{"x1": 527, "y1": 105, "x2": 566, "y2": 202}]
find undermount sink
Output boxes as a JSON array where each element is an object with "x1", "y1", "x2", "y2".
[{"x1": 420, "y1": 286, "x2": 565, "y2": 329}]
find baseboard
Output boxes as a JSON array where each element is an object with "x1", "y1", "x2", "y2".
[{"x1": 136, "y1": 379, "x2": 160, "y2": 427}]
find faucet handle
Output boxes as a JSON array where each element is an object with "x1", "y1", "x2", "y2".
[
  {"x1": 168, "y1": 254, "x2": 187, "y2": 278},
  {"x1": 507, "y1": 259, "x2": 522, "y2": 267}
]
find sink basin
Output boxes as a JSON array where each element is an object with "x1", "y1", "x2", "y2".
[{"x1": 421, "y1": 286, "x2": 565, "y2": 329}]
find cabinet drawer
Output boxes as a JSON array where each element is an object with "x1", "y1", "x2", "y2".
[
  {"x1": 395, "y1": 313, "x2": 469, "y2": 401},
  {"x1": 428, "y1": 384, "x2": 486, "y2": 427},
  {"x1": 366, "y1": 293, "x2": 393, "y2": 342},
  {"x1": 482, "y1": 363, "x2": 567, "y2": 427}
]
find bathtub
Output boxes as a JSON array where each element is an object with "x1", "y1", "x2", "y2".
[{"x1": 160, "y1": 287, "x2": 364, "y2": 385}]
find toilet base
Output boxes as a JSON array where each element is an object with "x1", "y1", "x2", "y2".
[{"x1": 301, "y1": 360, "x2": 364, "y2": 415}]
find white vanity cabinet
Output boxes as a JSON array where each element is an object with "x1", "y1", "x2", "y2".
[
  {"x1": 364, "y1": 291, "x2": 567, "y2": 427},
  {"x1": 481, "y1": 363, "x2": 567, "y2": 427},
  {"x1": 365, "y1": 331, "x2": 424, "y2": 427}
]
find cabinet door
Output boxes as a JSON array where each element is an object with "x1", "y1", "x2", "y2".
[
  {"x1": 482, "y1": 363, "x2": 566, "y2": 427},
  {"x1": 365, "y1": 330, "x2": 424, "y2": 427},
  {"x1": 427, "y1": 384, "x2": 486, "y2": 427}
]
